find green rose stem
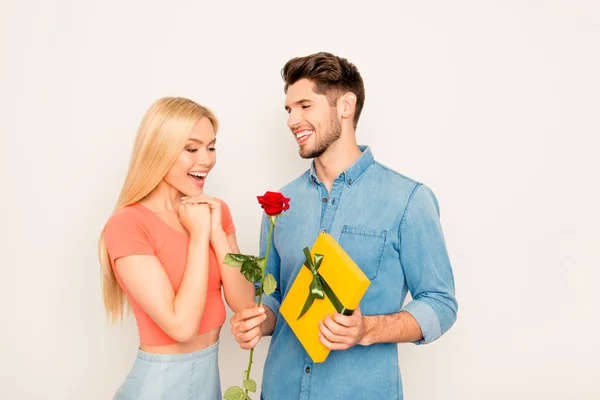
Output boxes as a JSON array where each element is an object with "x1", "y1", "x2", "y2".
[
  {"x1": 223, "y1": 195, "x2": 284, "y2": 400},
  {"x1": 242, "y1": 215, "x2": 274, "y2": 394}
]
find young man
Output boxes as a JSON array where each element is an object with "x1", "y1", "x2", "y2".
[{"x1": 231, "y1": 52, "x2": 458, "y2": 399}]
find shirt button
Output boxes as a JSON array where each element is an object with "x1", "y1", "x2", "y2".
[
  {"x1": 348, "y1": 179, "x2": 353, "y2": 185},
  {"x1": 322, "y1": 198, "x2": 328, "y2": 203},
  {"x1": 305, "y1": 367, "x2": 311, "y2": 373},
  {"x1": 321, "y1": 229, "x2": 327, "y2": 233}
]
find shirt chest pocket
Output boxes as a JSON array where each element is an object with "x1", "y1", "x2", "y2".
[{"x1": 338, "y1": 225, "x2": 387, "y2": 280}]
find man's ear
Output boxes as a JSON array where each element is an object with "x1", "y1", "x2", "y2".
[{"x1": 339, "y1": 92, "x2": 357, "y2": 120}]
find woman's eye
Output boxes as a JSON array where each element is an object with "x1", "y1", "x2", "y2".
[
  {"x1": 209, "y1": 147, "x2": 217, "y2": 152},
  {"x1": 302, "y1": 105, "x2": 310, "y2": 109},
  {"x1": 186, "y1": 148, "x2": 198, "y2": 153}
]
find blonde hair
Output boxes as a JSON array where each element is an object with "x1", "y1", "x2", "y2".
[{"x1": 98, "y1": 97, "x2": 218, "y2": 322}]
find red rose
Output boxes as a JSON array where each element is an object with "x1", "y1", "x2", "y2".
[{"x1": 257, "y1": 191, "x2": 290, "y2": 216}]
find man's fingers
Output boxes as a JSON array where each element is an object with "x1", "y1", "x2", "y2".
[
  {"x1": 230, "y1": 306, "x2": 264, "y2": 324},
  {"x1": 319, "y1": 320, "x2": 345, "y2": 343},
  {"x1": 240, "y1": 334, "x2": 261, "y2": 350},
  {"x1": 236, "y1": 325, "x2": 261, "y2": 344},
  {"x1": 318, "y1": 331, "x2": 348, "y2": 351},
  {"x1": 332, "y1": 312, "x2": 356, "y2": 327},
  {"x1": 230, "y1": 306, "x2": 267, "y2": 349},
  {"x1": 246, "y1": 333, "x2": 262, "y2": 349},
  {"x1": 323, "y1": 314, "x2": 346, "y2": 335},
  {"x1": 235, "y1": 313, "x2": 267, "y2": 334},
  {"x1": 332, "y1": 304, "x2": 362, "y2": 326},
  {"x1": 236, "y1": 325, "x2": 262, "y2": 349},
  {"x1": 320, "y1": 315, "x2": 362, "y2": 348}
]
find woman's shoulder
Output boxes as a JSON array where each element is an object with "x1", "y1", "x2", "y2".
[
  {"x1": 106, "y1": 204, "x2": 150, "y2": 233},
  {"x1": 104, "y1": 204, "x2": 156, "y2": 262}
]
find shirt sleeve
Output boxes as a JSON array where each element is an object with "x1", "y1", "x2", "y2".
[
  {"x1": 219, "y1": 199, "x2": 236, "y2": 236},
  {"x1": 399, "y1": 184, "x2": 458, "y2": 345},
  {"x1": 105, "y1": 208, "x2": 155, "y2": 266}
]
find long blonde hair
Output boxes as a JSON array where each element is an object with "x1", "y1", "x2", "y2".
[{"x1": 98, "y1": 97, "x2": 219, "y2": 322}]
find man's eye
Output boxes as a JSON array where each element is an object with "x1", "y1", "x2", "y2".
[
  {"x1": 186, "y1": 148, "x2": 198, "y2": 153},
  {"x1": 302, "y1": 105, "x2": 310, "y2": 109}
]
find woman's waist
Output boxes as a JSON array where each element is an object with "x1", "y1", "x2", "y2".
[{"x1": 139, "y1": 326, "x2": 221, "y2": 355}]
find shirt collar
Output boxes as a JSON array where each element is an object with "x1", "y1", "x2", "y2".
[{"x1": 309, "y1": 145, "x2": 374, "y2": 187}]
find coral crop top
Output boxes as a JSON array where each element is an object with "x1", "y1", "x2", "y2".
[{"x1": 105, "y1": 200, "x2": 234, "y2": 346}]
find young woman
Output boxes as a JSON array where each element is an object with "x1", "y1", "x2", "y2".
[{"x1": 98, "y1": 97, "x2": 256, "y2": 399}]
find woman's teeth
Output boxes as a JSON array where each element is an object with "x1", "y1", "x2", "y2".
[{"x1": 188, "y1": 172, "x2": 207, "y2": 183}]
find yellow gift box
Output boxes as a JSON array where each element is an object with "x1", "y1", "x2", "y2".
[{"x1": 279, "y1": 232, "x2": 371, "y2": 363}]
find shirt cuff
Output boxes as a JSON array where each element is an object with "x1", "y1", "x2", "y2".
[
  {"x1": 402, "y1": 299, "x2": 442, "y2": 345},
  {"x1": 259, "y1": 293, "x2": 281, "y2": 317}
]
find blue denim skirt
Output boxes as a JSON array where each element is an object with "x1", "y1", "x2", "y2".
[{"x1": 113, "y1": 341, "x2": 221, "y2": 400}]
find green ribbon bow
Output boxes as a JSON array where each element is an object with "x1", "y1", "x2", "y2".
[{"x1": 297, "y1": 247, "x2": 354, "y2": 320}]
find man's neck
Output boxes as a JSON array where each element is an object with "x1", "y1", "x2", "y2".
[{"x1": 314, "y1": 137, "x2": 362, "y2": 192}]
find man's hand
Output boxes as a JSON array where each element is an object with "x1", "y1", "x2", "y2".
[
  {"x1": 318, "y1": 304, "x2": 368, "y2": 350},
  {"x1": 230, "y1": 304, "x2": 267, "y2": 350}
]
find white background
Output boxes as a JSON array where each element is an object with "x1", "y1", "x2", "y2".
[{"x1": 1, "y1": 1, "x2": 599, "y2": 399}]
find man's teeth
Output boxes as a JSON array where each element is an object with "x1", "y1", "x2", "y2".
[{"x1": 296, "y1": 130, "x2": 313, "y2": 139}]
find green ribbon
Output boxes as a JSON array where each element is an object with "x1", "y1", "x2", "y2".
[{"x1": 297, "y1": 247, "x2": 354, "y2": 320}]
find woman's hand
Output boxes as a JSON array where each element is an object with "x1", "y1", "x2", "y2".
[
  {"x1": 178, "y1": 201, "x2": 211, "y2": 240},
  {"x1": 181, "y1": 195, "x2": 224, "y2": 241}
]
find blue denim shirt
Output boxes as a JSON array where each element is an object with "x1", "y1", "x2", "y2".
[{"x1": 258, "y1": 146, "x2": 457, "y2": 400}]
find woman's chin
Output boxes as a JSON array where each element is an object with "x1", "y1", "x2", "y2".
[{"x1": 182, "y1": 187, "x2": 203, "y2": 198}]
